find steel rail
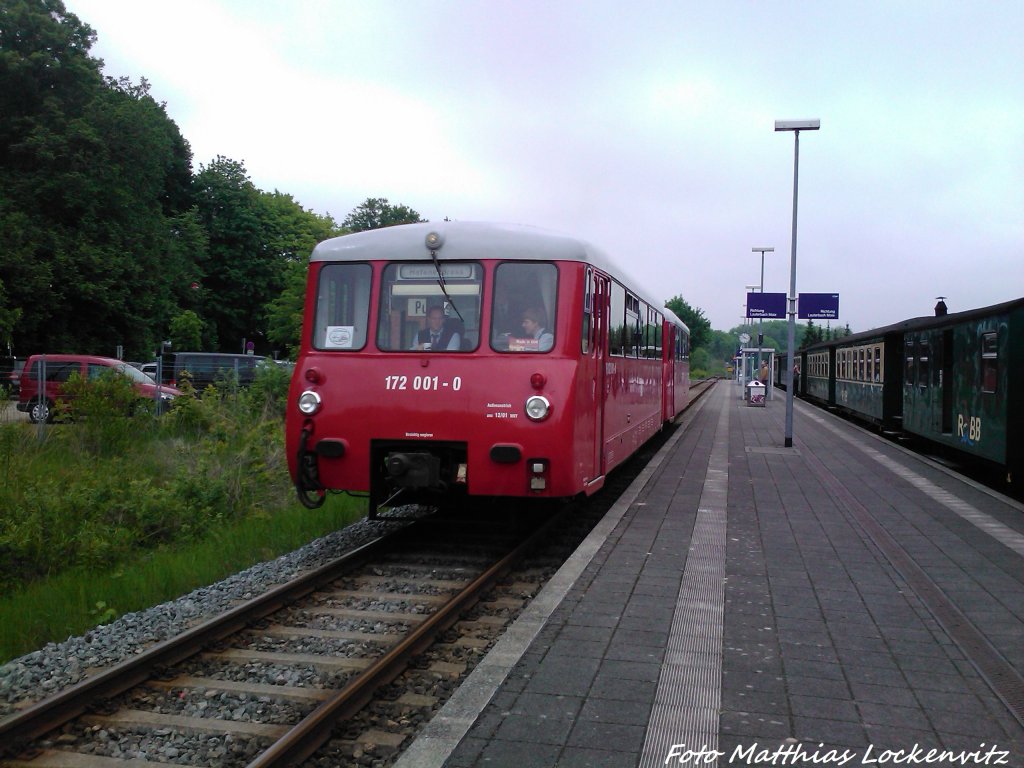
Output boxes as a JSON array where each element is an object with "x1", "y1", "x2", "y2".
[
  {"x1": 0, "y1": 529, "x2": 405, "y2": 757},
  {"x1": 247, "y1": 507, "x2": 571, "y2": 768}
]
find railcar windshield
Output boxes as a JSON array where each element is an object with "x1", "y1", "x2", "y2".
[
  {"x1": 313, "y1": 264, "x2": 373, "y2": 350},
  {"x1": 491, "y1": 262, "x2": 558, "y2": 352},
  {"x1": 376, "y1": 262, "x2": 483, "y2": 352}
]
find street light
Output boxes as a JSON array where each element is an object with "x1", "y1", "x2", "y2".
[
  {"x1": 751, "y1": 247, "x2": 774, "y2": 385},
  {"x1": 775, "y1": 118, "x2": 820, "y2": 448}
]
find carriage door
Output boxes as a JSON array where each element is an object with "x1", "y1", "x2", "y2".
[
  {"x1": 941, "y1": 330, "x2": 953, "y2": 433},
  {"x1": 664, "y1": 324, "x2": 676, "y2": 420},
  {"x1": 590, "y1": 270, "x2": 609, "y2": 482}
]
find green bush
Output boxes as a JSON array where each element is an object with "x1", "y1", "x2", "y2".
[{"x1": 0, "y1": 370, "x2": 305, "y2": 593}]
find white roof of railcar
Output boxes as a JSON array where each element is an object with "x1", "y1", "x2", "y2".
[{"x1": 311, "y1": 221, "x2": 683, "y2": 324}]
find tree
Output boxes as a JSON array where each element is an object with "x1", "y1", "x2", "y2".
[
  {"x1": 802, "y1": 319, "x2": 823, "y2": 348},
  {"x1": 169, "y1": 310, "x2": 203, "y2": 351},
  {"x1": 665, "y1": 295, "x2": 712, "y2": 351},
  {"x1": 0, "y1": 2, "x2": 198, "y2": 357},
  {"x1": 342, "y1": 197, "x2": 425, "y2": 232}
]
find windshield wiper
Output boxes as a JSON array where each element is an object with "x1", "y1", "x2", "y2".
[{"x1": 430, "y1": 248, "x2": 464, "y2": 323}]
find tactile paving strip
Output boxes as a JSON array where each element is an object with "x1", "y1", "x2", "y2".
[{"x1": 639, "y1": 392, "x2": 731, "y2": 767}]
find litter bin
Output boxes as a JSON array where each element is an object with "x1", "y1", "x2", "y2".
[{"x1": 747, "y1": 380, "x2": 766, "y2": 407}]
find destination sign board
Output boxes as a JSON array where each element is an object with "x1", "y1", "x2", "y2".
[
  {"x1": 799, "y1": 293, "x2": 840, "y2": 319},
  {"x1": 746, "y1": 292, "x2": 787, "y2": 319}
]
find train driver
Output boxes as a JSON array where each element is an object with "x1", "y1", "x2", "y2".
[
  {"x1": 521, "y1": 307, "x2": 554, "y2": 352},
  {"x1": 413, "y1": 305, "x2": 461, "y2": 351}
]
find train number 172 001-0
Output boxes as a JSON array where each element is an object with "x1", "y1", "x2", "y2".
[{"x1": 385, "y1": 375, "x2": 463, "y2": 391}]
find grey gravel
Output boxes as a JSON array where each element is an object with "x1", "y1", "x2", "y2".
[{"x1": 0, "y1": 513, "x2": 414, "y2": 717}]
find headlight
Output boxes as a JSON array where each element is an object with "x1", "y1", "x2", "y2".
[
  {"x1": 525, "y1": 395, "x2": 551, "y2": 421},
  {"x1": 298, "y1": 390, "x2": 322, "y2": 415}
]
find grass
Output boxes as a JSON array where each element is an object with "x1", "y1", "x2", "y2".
[
  {"x1": 0, "y1": 494, "x2": 364, "y2": 663},
  {"x1": 0, "y1": 366, "x2": 369, "y2": 664}
]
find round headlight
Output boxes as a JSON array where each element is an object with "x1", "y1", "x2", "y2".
[
  {"x1": 298, "y1": 390, "x2": 322, "y2": 415},
  {"x1": 525, "y1": 395, "x2": 551, "y2": 421}
]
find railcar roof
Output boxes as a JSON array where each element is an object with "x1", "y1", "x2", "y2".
[
  {"x1": 804, "y1": 296, "x2": 1024, "y2": 351},
  {"x1": 311, "y1": 221, "x2": 682, "y2": 324}
]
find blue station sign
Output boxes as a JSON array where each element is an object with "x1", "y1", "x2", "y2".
[
  {"x1": 799, "y1": 293, "x2": 840, "y2": 319},
  {"x1": 746, "y1": 292, "x2": 787, "y2": 319}
]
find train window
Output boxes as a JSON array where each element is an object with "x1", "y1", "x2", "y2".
[
  {"x1": 609, "y1": 283, "x2": 626, "y2": 356},
  {"x1": 313, "y1": 264, "x2": 372, "y2": 351},
  {"x1": 918, "y1": 339, "x2": 930, "y2": 389},
  {"x1": 623, "y1": 293, "x2": 641, "y2": 357},
  {"x1": 874, "y1": 347, "x2": 882, "y2": 383},
  {"x1": 904, "y1": 339, "x2": 915, "y2": 387},
  {"x1": 377, "y1": 262, "x2": 482, "y2": 352},
  {"x1": 647, "y1": 308, "x2": 663, "y2": 358},
  {"x1": 491, "y1": 262, "x2": 557, "y2": 353},
  {"x1": 981, "y1": 331, "x2": 998, "y2": 394}
]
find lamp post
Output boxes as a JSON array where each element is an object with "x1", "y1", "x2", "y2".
[
  {"x1": 751, "y1": 247, "x2": 774, "y2": 386},
  {"x1": 775, "y1": 118, "x2": 820, "y2": 448}
]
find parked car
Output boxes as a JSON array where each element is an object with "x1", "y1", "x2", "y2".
[
  {"x1": 160, "y1": 352, "x2": 266, "y2": 390},
  {"x1": 17, "y1": 354, "x2": 183, "y2": 423}
]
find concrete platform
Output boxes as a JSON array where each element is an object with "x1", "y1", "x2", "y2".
[{"x1": 396, "y1": 382, "x2": 1024, "y2": 767}]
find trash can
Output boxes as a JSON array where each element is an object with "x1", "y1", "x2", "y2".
[{"x1": 747, "y1": 380, "x2": 766, "y2": 407}]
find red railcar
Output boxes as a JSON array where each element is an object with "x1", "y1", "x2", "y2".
[{"x1": 286, "y1": 222, "x2": 689, "y2": 514}]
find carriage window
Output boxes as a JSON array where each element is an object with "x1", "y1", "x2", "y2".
[
  {"x1": 874, "y1": 347, "x2": 882, "y2": 383},
  {"x1": 313, "y1": 264, "x2": 373, "y2": 351},
  {"x1": 981, "y1": 332, "x2": 998, "y2": 394},
  {"x1": 491, "y1": 262, "x2": 557, "y2": 353},
  {"x1": 609, "y1": 282, "x2": 626, "y2": 356},
  {"x1": 918, "y1": 340, "x2": 930, "y2": 389},
  {"x1": 904, "y1": 339, "x2": 915, "y2": 387},
  {"x1": 376, "y1": 262, "x2": 482, "y2": 352}
]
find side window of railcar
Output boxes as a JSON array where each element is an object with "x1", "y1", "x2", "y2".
[
  {"x1": 491, "y1": 262, "x2": 557, "y2": 353},
  {"x1": 609, "y1": 283, "x2": 625, "y2": 356},
  {"x1": 313, "y1": 264, "x2": 373, "y2": 351},
  {"x1": 904, "y1": 339, "x2": 915, "y2": 387},
  {"x1": 378, "y1": 262, "x2": 482, "y2": 352},
  {"x1": 981, "y1": 332, "x2": 998, "y2": 394},
  {"x1": 918, "y1": 339, "x2": 930, "y2": 389},
  {"x1": 645, "y1": 307, "x2": 663, "y2": 358}
]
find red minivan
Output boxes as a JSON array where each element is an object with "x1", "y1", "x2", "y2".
[{"x1": 17, "y1": 354, "x2": 183, "y2": 423}]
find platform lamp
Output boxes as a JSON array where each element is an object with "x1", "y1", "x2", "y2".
[
  {"x1": 775, "y1": 118, "x2": 820, "y2": 448},
  {"x1": 752, "y1": 247, "x2": 774, "y2": 385}
]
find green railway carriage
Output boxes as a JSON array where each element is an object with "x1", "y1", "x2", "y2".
[
  {"x1": 900, "y1": 299, "x2": 1022, "y2": 477},
  {"x1": 801, "y1": 297, "x2": 1023, "y2": 485}
]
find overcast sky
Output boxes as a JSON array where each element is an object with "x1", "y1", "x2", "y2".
[{"x1": 68, "y1": 0, "x2": 1022, "y2": 333}]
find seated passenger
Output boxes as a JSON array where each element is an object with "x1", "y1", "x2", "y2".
[
  {"x1": 412, "y1": 305, "x2": 461, "y2": 351},
  {"x1": 520, "y1": 307, "x2": 554, "y2": 352}
]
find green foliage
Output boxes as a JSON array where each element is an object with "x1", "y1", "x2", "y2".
[
  {"x1": 169, "y1": 309, "x2": 204, "y2": 351},
  {"x1": 689, "y1": 347, "x2": 711, "y2": 377},
  {"x1": 52, "y1": 369, "x2": 147, "y2": 455},
  {"x1": 0, "y1": 496, "x2": 364, "y2": 662},
  {"x1": 0, "y1": 1, "x2": 200, "y2": 358},
  {"x1": 342, "y1": 197, "x2": 426, "y2": 232},
  {"x1": 0, "y1": 372, "x2": 309, "y2": 595},
  {"x1": 665, "y1": 295, "x2": 712, "y2": 351}
]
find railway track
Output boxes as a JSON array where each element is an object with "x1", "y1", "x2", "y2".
[
  {"x1": 1, "y1": 379, "x2": 717, "y2": 767},
  {"x1": 0, "y1": 511, "x2": 559, "y2": 767}
]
